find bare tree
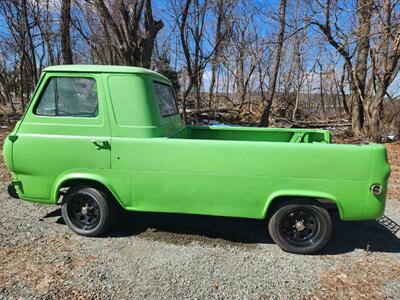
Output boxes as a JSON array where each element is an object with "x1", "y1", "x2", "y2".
[
  {"x1": 0, "y1": 0, "x2": 41, "y2": 110},
  {"x1": 260, "y1": 0, "x2": 287, "y2": 127},
  {"x1": 0, "y1": 0, "x2": 398, "y2": 139},
  {"x1": 176, "y1": 0, "x2": 220, "y2": 120},
  {"x1": 208, "y1": 0, "x2": 232, "y2": 109},
  {"x1": 230, "y1": 12, "x2": 257, "y2": 109},
  {"x1": 93, "y1": 0, "x2": 163, "y2": 68},
  {"x1": 311, "y1": 0, "x2": 400, "y2": 140},
  {"x1": 365, "y1": 0, "x2": 400, "y2": 140}
]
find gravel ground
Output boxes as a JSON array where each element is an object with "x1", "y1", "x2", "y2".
[
  {"x1": 0, "y1": 185, "x2": 399, "y2": 299},
  {"x1": 0, "y1": 132, "x2": 399, "y2": 299}
]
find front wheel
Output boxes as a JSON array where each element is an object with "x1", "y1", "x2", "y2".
[
  {"x1": 61, "y1": 186, "x2": 115, "y2": 237},
  {"x1": 268, "y1": 201, "x2": 332, "y2": 254}
]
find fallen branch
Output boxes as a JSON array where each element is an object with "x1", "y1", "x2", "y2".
[{"x1": 273, "y1": 117, "x2": 351, "y2": 128}]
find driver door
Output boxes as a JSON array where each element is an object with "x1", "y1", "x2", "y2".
[{"x1": 12, "y1": 73, "x2": 111, "y2": 201}]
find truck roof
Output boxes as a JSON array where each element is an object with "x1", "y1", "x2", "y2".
[{"x1": 43, "y1": 65, "x2": 170, "y2": 82}]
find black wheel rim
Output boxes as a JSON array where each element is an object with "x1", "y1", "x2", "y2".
[
  {"x1": 67, "y1": 194, "x2": 100, "y2": 230},
  {"x1": 279, "y1": 209, "x2": 320, "y2": 246}
]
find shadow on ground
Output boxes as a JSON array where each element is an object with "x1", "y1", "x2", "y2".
[{"x1": 43, "y1": 208, "x2": 400, "y2": 255}]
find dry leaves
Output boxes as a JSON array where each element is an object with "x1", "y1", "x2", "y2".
[
  {"x1": 314, "y1": 254, "x2": 400, "y2": 299},
  {"x1": 0, "y1": 235, "x2": 94, "y2": 293}
]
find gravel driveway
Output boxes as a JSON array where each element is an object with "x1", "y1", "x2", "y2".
[{"x1": 0, "y1": 178, "x2": 399, "y2": 299}]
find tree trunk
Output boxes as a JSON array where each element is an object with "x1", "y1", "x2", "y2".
[
  {"x1": 179, "y1": 0, "x2": 193, "y2": 123},
  {"x1": 292, "y1": 87, "x2": 300, "y2": 120},
  {"x1": 339, "y1": 65, "x2": 350, "y2": 116},
  {"x1": 318, "y1": 61, "x2": 326, "y2": 117},
  {"x1": 61, "y1": 0, "x2": 73, "y2": 64},
  {"x1": 208, "y1": 0, "x2": 224, "y2": 109},
  {"x1": 367, "y1": 103, "x2": 381, "y2": 142},
  {"x1": 141, "y1": 0, "x2": 164, "y2": 68},
  {"x1": 350, "y1": 95, "x2": 363, "y2": 136},
  {"x1": 94, "y1": 0, "x2": 162, "y2": 68},
  {"x1": 260, "y1": 0, "x2": 287, "y2": 127},
  {"x1": 354, "y1": 0, "x2": 374, "y2": 135}
]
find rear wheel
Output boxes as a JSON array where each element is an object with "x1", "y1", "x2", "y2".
[
  {"x1": 268, "y1": 201, "x2": 332, "y2": 254},
  {"x1": 61, "y1": 186, "x2": 115, "y2": 237}
]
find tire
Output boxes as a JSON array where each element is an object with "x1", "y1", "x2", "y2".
[
  {"x1": 61, "y1": 186, "x2": 115, "y2": 237},
  {"x1": 268, "y1": 201, "x2": 332, "y2": 254}
]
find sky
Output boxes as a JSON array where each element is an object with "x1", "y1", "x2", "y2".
[{"x1": 0, "y1": 0, "x2": 399, "y2": 97}]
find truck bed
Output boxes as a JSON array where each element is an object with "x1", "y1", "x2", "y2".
[{"x1": 170, "y1": 126, "x2": 332, "y2": 143}]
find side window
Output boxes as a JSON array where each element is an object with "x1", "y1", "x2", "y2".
[
  {"x1": 35, "y1": 77, "x2": 98, "y2": 117},
  {"x1": 153, "y1": 82, "x2": 179, "y2": 117},
  {"x1": 35, "y1": 79, "x2": 56, "y2": 116}
]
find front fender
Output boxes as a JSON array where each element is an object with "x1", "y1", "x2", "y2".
[
  {"x1": 262, "y1": 189, "x2": 343, "y2": 219},
  {"x1": 51, "y1": 170, "x2": 123, "y2": 206}
]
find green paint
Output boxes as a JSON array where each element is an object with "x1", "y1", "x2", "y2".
[{"x1": 3, "y1": 65, "x2": 391, "y2": 221}]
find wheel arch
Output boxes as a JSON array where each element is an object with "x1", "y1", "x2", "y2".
[
  {"x1": 51, "y1": 172, "x2": 124, "y2": 207},
  {"x1": 263, "y1": 190, "x2": 343, "y2": 220}
]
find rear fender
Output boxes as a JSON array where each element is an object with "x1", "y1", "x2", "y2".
[{"x1": 263, "y1": 190, "x2": 343, "y2": 219}]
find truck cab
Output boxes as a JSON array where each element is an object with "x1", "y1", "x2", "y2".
[{"x1": 3, "y1": 65, "x2": 391, "y2": 254}]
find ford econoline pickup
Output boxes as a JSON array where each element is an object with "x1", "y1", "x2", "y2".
[{"x1": 3, "y1": 65, "x2": 391, "y2": 254}]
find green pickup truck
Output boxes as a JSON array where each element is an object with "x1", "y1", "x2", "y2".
[{"x1": 3, "y1": 65, "x2": 391, "y2": 254}]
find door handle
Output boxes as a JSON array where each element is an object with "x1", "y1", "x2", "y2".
[{"x1": 91, "y1": 139, "x2": 110, "y2": 150}]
